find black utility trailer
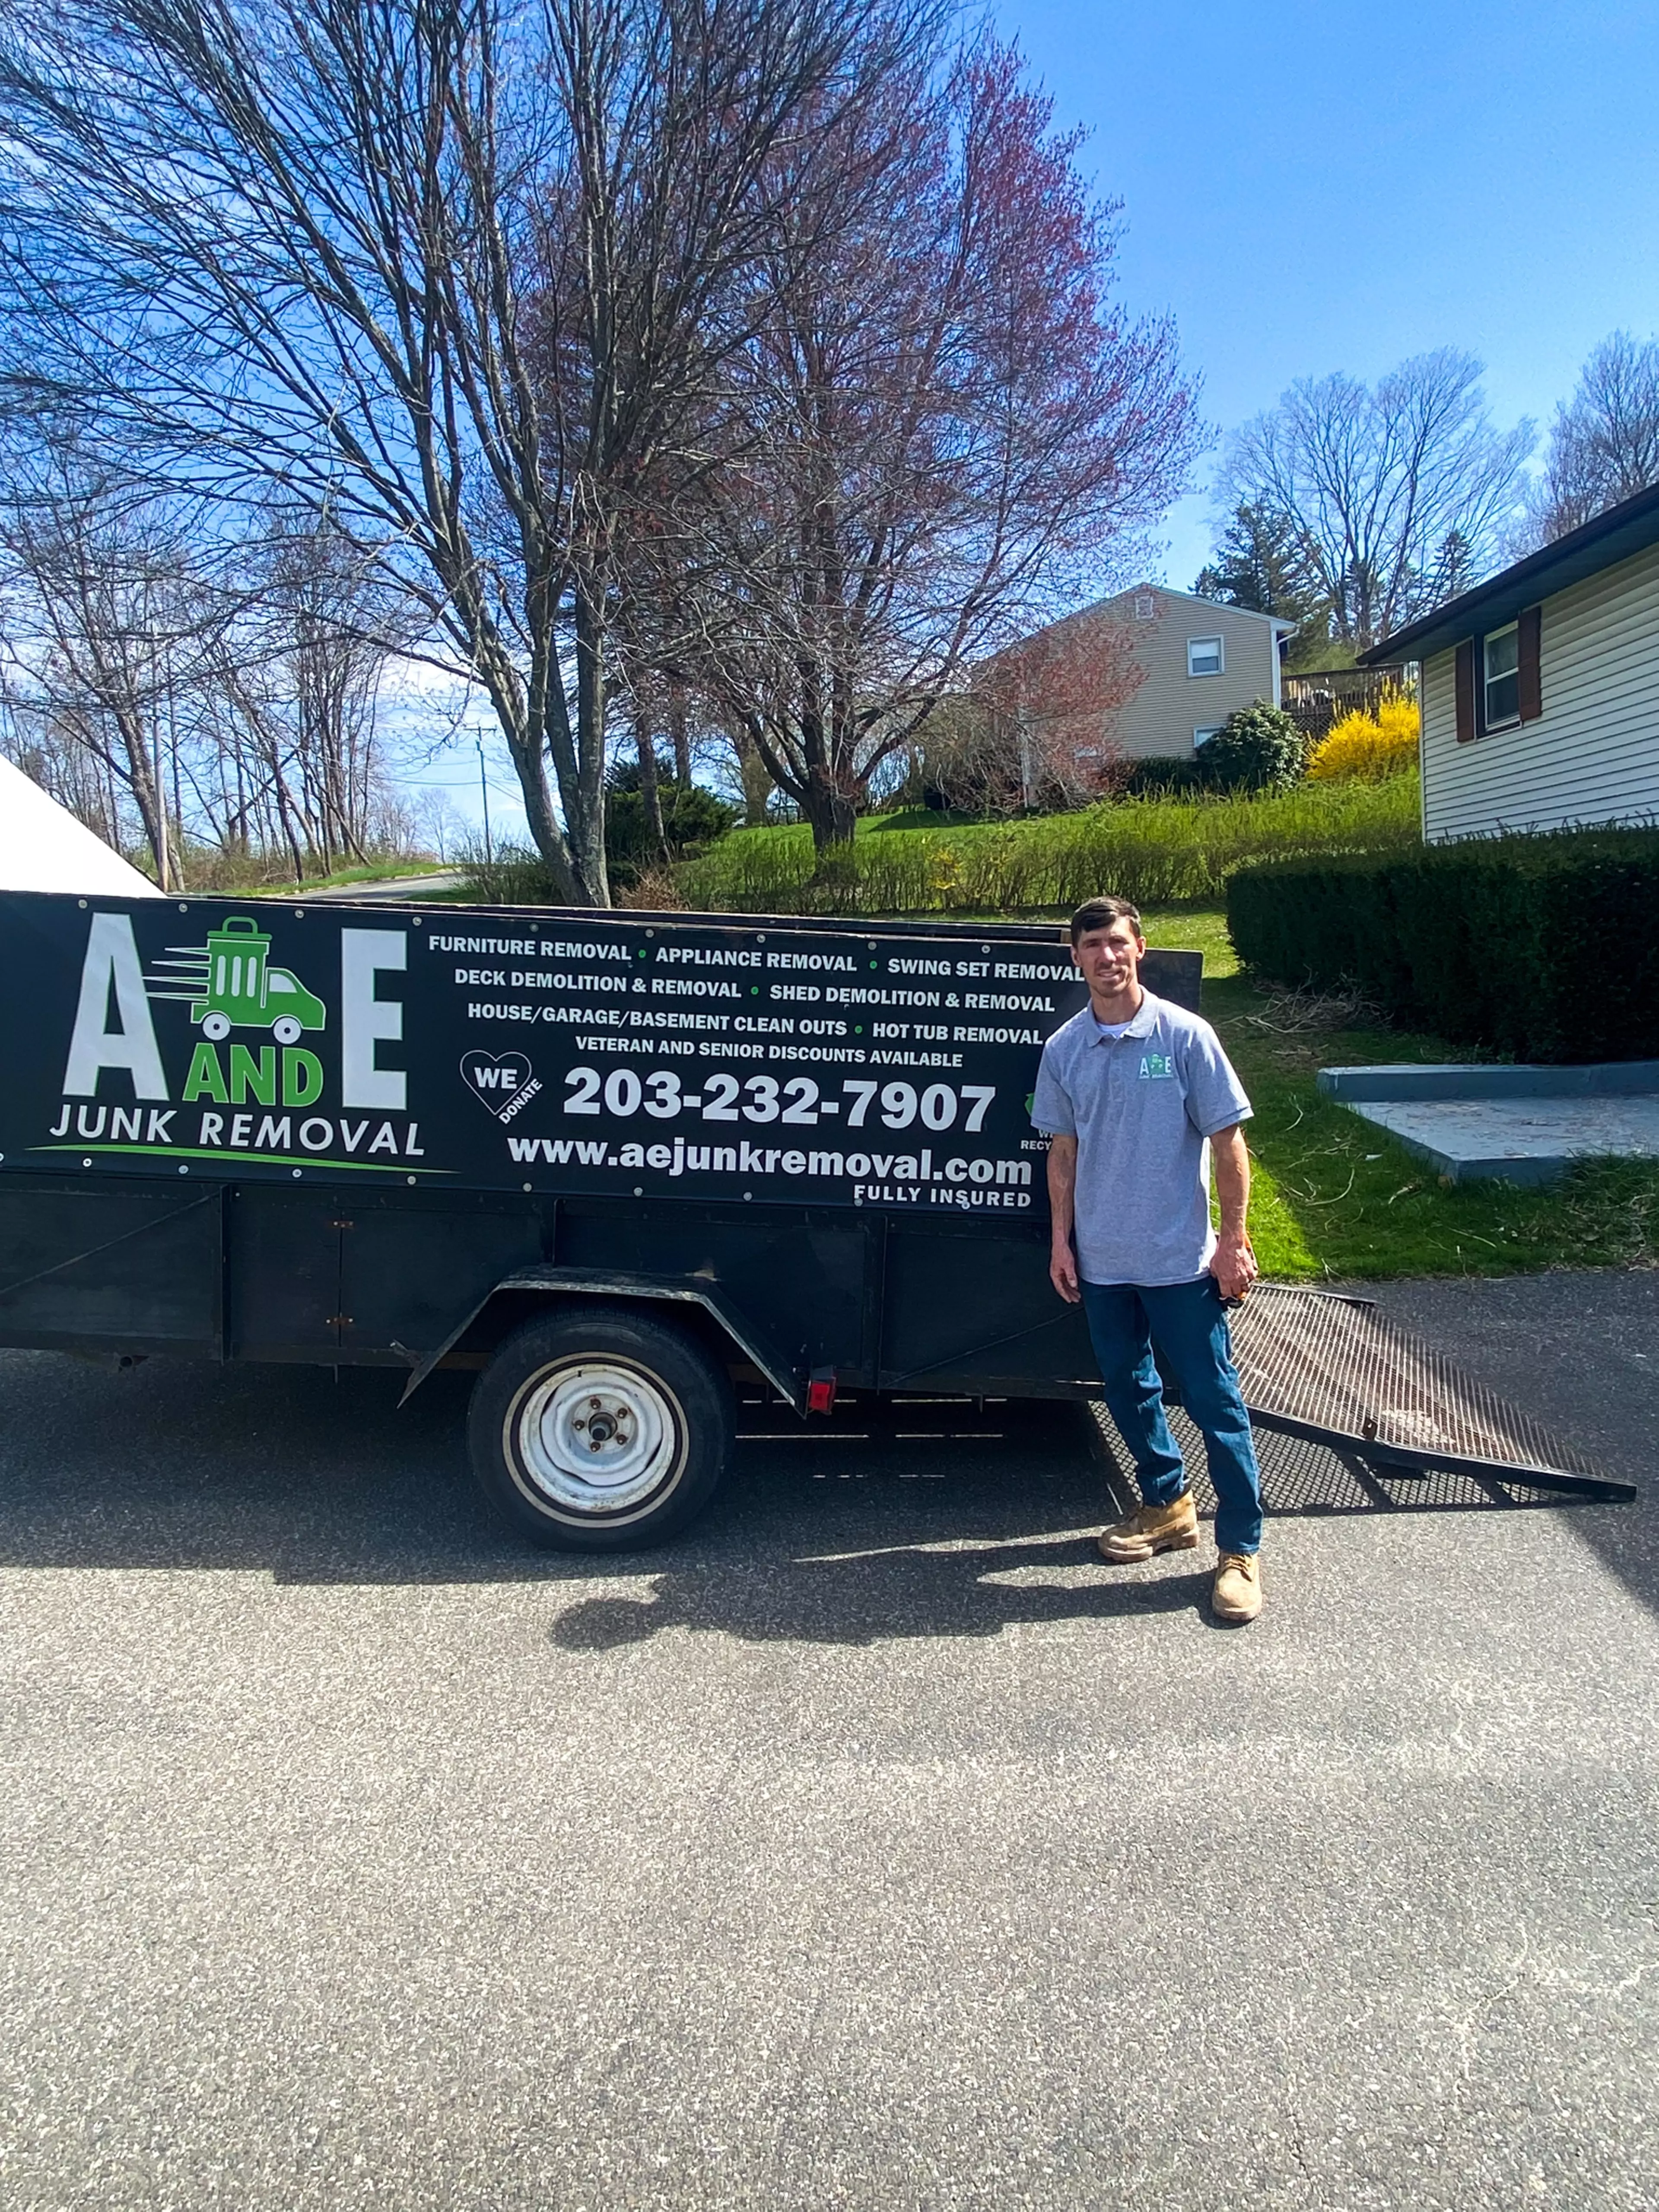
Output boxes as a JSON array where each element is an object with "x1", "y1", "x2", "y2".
[{"x1": 0, "y1": 890, "x2": 1628, "y2": 1547}]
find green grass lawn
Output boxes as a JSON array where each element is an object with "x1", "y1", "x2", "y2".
[
  {"x1": 1139, "y1": 906, "x2": 1659, "y2": 1281},
  {"x1": 677, "y1": 775, "x2": 1422, "y2": 915}
]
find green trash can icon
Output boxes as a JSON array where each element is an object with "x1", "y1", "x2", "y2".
[{"x1": 190, "y1": 917, "x2": 327, "y2": 1045}]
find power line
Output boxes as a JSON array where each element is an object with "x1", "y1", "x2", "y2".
[{"x1": 474, "y1": 729, "x2": 493, "y2": 863}]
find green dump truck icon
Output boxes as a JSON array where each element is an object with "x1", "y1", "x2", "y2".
[{"x1": 190, "y1": 918, "x2": 326, "y2": 1045}]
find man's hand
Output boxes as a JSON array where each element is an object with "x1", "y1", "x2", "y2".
[
  {"x1": 1050, "y1": 1240, "x2": 1081, "y2": 1304},
  {"x1": 1045, "y1": 1131, "x2": 1081, "y2": 1303},
  {"x1": 1208, "y1": 1124, "x2": 1257, "y2": 1301},
  {"x1": 1208, "y1": 1230, "x2": 1258, "y2": 1302}
]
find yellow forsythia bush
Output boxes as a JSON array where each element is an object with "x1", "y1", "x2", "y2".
[{"x1": 1306, "y1": 691, "x2": 1421, "y2": 781}]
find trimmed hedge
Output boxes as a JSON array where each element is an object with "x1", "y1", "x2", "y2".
[{"x1": 1226, "y1": 828, "x2": 1659, "y2": 1063}]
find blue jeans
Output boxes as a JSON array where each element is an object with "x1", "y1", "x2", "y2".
[{"x1": 1079, "y1": 1276, "x2": 1263, "y2": 1555}]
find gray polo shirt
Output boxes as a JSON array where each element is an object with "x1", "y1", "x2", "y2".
[{"x1": 1030, "y1": 990, "x2": 1252, "y2": 1287}]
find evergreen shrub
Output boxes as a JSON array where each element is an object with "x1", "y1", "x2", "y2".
[
  {"x1": 1120, "y1": 756, "x2": 1205, "y2": 798},
  {"x1": 457, "y1": 779, "x2": 734, "y2": 904},
  {"x1": 1227, "y1": 827, "x2": 1659, "y2": 1062},
  {"x1": 605, "y1": 780, "x2": 734, "y2": 880},
  {"x1": 1198, "y1": 701, "x2": 1306, "y2": 793}
]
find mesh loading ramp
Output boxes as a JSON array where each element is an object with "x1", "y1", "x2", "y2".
[{"x1": 1228, "y1": 1284, "x2": 1635, "y2": 1504}]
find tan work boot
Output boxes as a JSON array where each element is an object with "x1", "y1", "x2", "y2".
[
  {"x1": 1097, "y1": 1492, "x2": 1198, "y2": 1562},
  {"x1": 1212, "y1": 1551, "x2": 1263, "y2": 1624}
]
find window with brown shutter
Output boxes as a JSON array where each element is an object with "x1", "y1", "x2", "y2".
[
  {"x1": 1481, "y1": 625, "x2": 1521, "y2": 729},
  {"x1": 1455, "y1": 639, "x2": 1476, "y2": 742},
  {"x1": 1516, "y1": 605, "x2": 1542, "y2": 721}
]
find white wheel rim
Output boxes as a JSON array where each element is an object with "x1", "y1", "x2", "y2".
[
  {"x1": 273, "y1": 1017, "x2": 302, "y2": 1044},
  {"x1": 202, "y1": 1013, "x2": 229, "y2": 1039},
  {"x1": 509, "y1": 1358, "x2": 683, "y2": 1517}
]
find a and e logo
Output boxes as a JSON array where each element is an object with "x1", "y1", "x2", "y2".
[
  {"x1": 60, "y1": 912, "x2": 408, "y2": 1110},
  {"x1": 1137, "y1": 1052, "x2": 1174, "y2": 1081}
]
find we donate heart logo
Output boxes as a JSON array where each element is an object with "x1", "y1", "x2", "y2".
[{"x1": 461, "y1": 1050, "x2": 534, "y2": 1118}]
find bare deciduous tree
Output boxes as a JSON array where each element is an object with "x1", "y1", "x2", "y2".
[
  {"x1": 969, "y1": 606, "x2": 1143, "y2": 814},
  {"x1": 1220, "y1": 350, "x2": 1533, "y2": 651},
  {"x1": 0, "y1": 0, "x2": 923, "y2": 903},
  {"x1": 1526, "y1": 331, "x2": 1659, "y2": 545},
  {"x1": 0, "y1": 450, "x2": 220, "y2": 887},
  {"x1": 0, "y1": 445, "x2": 416, "y2": 884},
  {"x1": 235, "y1": 510, "x2": 423, "y2": 874},
  {"x1": 649, "y1": 41, "x2": 1200, "y2": 852},
  {"x1": 409, "y1": 787, "x2": 470, "y2": 864},
  {"x1": 907, "y1": 607, "x2": 1141, "y2": 818}
]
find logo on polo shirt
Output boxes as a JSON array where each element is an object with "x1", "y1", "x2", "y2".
[{"x1": 1137, "y1": 1052, "x2": 1174, "y2": 1081}]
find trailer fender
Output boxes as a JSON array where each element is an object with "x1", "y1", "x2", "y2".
[{"x1": 397, "y1": 1263, "x2": 804, "y2": 1413}]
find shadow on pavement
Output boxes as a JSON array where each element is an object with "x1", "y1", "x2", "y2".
[
  {"x1": 0, "y1": 1344, "x2": 1626, "y2": 1601},
  {"x1": 549, "y1": 1539, "x2": 1221, "y2": 1649}
]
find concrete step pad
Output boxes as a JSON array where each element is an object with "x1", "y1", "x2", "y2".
[
  {"x1": 1342, "y1": 1092, "x2": 1659, "y2": 1183},
  {"x1": 1319, "y1": 1060, "x2": 1659, "y2": 1101}
]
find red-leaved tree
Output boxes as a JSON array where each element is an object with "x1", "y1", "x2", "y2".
[
  {"x1": 969, "y1": 604, "x2": 1146, "y2": 810},
  {"x1": 660, "y1": 40, "x2": 1201, "y2": 850},
  {"x1": 910, "y1": 606, "x2": 1147, "y2": 815}
]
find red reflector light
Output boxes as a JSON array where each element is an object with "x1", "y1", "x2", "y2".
[{"x1": 807, "y1": 1375, "x2": 837, "y2": 1415}]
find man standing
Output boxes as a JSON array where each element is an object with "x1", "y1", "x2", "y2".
[{"x1": 1032, "y1": 896, "x2": 1265, "y2": 1623}]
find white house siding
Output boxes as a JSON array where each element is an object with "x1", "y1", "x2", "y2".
[
  {"x1": 1421, "y1": 539, "x2": 1659, "y2": 842},
  {"x1": 1112, "y1": 592, "x2": 1284, "y2": 759},
  {"x1": 1023, "y1": 587, "x2": 1286, "y2": 763}
]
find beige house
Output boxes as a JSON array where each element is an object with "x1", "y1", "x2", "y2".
[
  {"x1": 1360, "y1": 478, "x2": 1659, "y2": 842},
  {"x1": 1016, "y1": 585, "x2": 1295, "y2": 766}
]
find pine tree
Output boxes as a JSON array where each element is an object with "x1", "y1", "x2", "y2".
[
  {"x1": 1194, "y1": 502, "x2": 1332, "y2": 666},
  {"x1": 1195, "y1": 502, "x2": 1318, "y2": 616}
]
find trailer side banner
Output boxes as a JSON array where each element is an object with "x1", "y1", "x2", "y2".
[{"x1": 0, "y1": 894, "x2": 1197, "y2": 1215}]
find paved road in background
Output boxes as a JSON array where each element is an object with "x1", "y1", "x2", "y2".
[
  {"x1": 1, "y1": 1271, "x2": 1656, "y2": 2210},
  {"x1": 299, "y1": 869, "x2": 467, "y2": 903}
]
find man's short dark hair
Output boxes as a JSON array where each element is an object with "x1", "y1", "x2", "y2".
[{"x1": 1069, "y1": 896, "x2": 1143, "y2": 945}]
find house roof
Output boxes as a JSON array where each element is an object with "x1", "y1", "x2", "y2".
[
  {"x1": 981, "y1": 580, "x2": 1298, "y2": 672},
  {"x1": 1359, "y1": 477, "x2": 1659, "y2": 665},
  {"x1": 1114, "y1": 583, "x2": 1297, "y2": 632}
]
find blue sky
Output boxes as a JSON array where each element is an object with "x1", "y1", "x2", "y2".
[{"x1": 994, "y1": 0, "x2": 1659, "y2": 586}]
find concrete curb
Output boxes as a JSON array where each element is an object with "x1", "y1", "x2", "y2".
[{"x1": 1319, "y1": 1060, "x2": 1659, "y2": 1101}]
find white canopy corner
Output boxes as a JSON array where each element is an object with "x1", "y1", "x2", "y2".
[{"x1": 0, "y1": 757, "x2": 161, "y2": 897}]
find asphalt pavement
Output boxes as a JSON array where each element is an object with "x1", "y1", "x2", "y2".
[
  {"x1": 0, "y1": 1270, "x2": 1656, "y2": 2210},
  {"x1": 300, "y1": 870, "x2": 467, "y2": 904}
]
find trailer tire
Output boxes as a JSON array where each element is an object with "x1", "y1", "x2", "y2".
[{"x1": 468, "y1": 1305, "x2": 733, "y2": 1551}]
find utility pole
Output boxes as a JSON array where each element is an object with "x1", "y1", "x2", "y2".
[
  {"x1": 475, "y1": 730, "x2": 493, "y2": 865},
  {"x1": 153, "y1": 712, "x2": 171, "y2": 893}
]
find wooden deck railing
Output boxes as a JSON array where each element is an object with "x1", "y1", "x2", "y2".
[{"x1": 1281, "y1": 664, "x2": 1413, "y2": 738}]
